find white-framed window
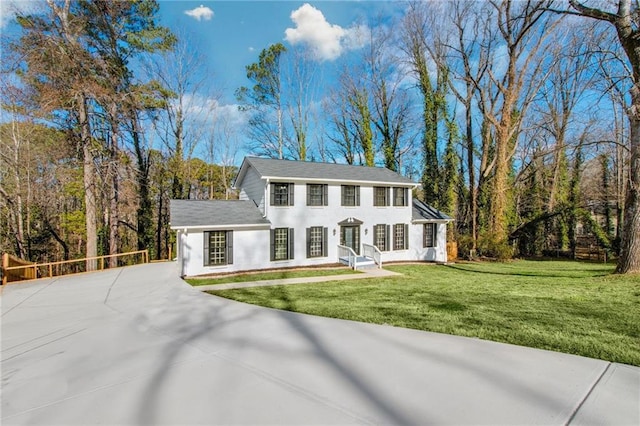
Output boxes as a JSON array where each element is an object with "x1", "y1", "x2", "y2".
[
  {"x1": 374, "y1": 187, "x2": 390, "y2": 206},
  {"x1": 204, "y1": 230, "x2": 233, "y2": 266},
  {"x1": 307, "y1": 184, "x2": 328, "y2": 206},
  {"x1": 373, "y1": 224, "x2": 390, "y2": 251},
  {"x1": 341, "y1": 185, "x2": 360, "y2": 206},
  {"x1": 271, "y1": 182, "x2": 294, "y2": 206},
  {"x1": 306, "y1": 226, "x2": 328, "y2": 258},
  {"x1": 394, "y1": 223, "x2": 409, "y2": 250},
  {"x1": 424, "y1": 223, "x2": 437, "y2": 248},
  {"x1": 271, "y1": 228, "x2": 294, "y2": 261},
  {"x1": 393, "y1": 187, "x2": 408, "y2": 206}
]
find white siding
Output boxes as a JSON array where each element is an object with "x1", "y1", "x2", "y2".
[
  {"x1": 266, "y1": 183, "x2": 417, "y2": 267},
  {"x1": 179, "y1": 227, "x2": 270, "y2": 276},
  {"x1": 409, "y1": 222, "x2": 448, "y2": 262},
  {"x1": 238, "y1": 167, "x2": 266, "y2": 214},
  {"x1": 178, "y1": 163, "x2": 451, "y2": 275}
]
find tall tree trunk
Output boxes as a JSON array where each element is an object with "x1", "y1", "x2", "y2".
[
  {"x1": 108, "y1": 102, "x2": 119, "y2": 267},
  {"x1": 79, "y1": 94, "x2": 97, "y2": 270},
  {"x1": 465, "y1": 100, "x2": 477, "y2": 251},
  {"x1": 489, "y1": 121, "x2": 511, "y2": 241},
  {"x1": 616, "y1": 88, "x2": 640, "y2": 272}
]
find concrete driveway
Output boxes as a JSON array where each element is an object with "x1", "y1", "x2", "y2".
[{"x1": 1, "y1": 262, "x2": 638, "y2": 425}]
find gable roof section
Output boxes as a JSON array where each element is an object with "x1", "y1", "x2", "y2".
[
  {"x1": 235, "y1": 156, "x2": 416, "y2": 187},
  {"x1": 170, "y1": 200, "x2": 270, "y2": 229},
  {"x1": 412, "y1": 198, "x2": 453, "y2": 222}
]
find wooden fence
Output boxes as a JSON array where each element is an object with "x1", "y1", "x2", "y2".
[{"x1": 1, "y1": 250, "x2": 149, "y2": 286}]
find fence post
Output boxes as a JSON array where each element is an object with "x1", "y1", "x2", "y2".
[{"x1": 2, "y1": 253, "x2": 8, "y2": 286}]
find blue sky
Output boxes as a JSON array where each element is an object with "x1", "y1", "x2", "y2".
[
  {"x1": 0, "y1": 1, "x2": 407, "y2": 162},
  {"x1": 156, "y1": 1, "x2": 400, "y2": 101}
]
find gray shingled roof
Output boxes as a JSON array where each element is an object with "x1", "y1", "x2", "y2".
[
  {"x1": 239, "y1": 157, "x2": 416, "y2": 185},
  {"x1": 412, "y1": 198, "x2": 453, "y2": 222},
  {"x1": 170, "y1": 200, "x2": 270, "y2": 228}
]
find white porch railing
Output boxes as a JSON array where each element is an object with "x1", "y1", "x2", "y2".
[
  {"x1": 338, "y1": 245, "x2": 357, "y2": 269},
  {"x1": 362, "y1": 243, "x2": 382, "y2": 268}
]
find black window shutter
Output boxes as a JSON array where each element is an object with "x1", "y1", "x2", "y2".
[
  {"x1": 386, "y1": 187, "x2": 390, "y2": 206},
  {"x1": 226, "y1": 231, "x2": 233, "y2": 264},
  {"x1": 340, "y1": 185, "x2": 345, "y2": 205},
  {"x1": 385, "y1": 225, "x2": 391, "y2": 251},
  {"x1": 306, "y1": 184, "x2": 311, "y2": 206},
  {"x1": 288, "y1": 183, "x2": 295, "y2": 206},
  {"x1": 323, "y1": 227, "x2": 328, "y2": 257},
  {"x1": 270, "y1": 229, "x2": 275, "y2": 261},
  {"x1": 306, "y1": 227, "x2": 311, "y2": 258},
  {"x1": 323, "y1": 184, "x2": 328, "y2": 206},
  {"x1": 404, "y1": 224, "x2": 409, "y2": 250},
  {"x1": 270, "y1": 183, "x2": 275, "y2": 206},
  {"x1": 433, "y1": 224, "x2": 438, "y2": 247},
  {"x1": 423, "y1": 224, "x2": 427, "y2": 248},
  {"x1": 355, "y1": 186, "x2": 360, "y2": 206},
  {"x1": 288, "y1": 228, "x2": 295, "y2": 259},
  {"x1": 203, "y1": 232, "x2": 210, "y2": 266}
]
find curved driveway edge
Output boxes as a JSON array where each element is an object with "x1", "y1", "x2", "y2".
[{"x1": 2, "y1": 262, "x2": 638, "y2": 425}]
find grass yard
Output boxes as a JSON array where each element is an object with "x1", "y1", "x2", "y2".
[
  {"x1": 208, "y1": 260, "x2": 640, "y2": 366},
  {"x1": 187, "y1": 267, "x2": 359, "y2": 286}
]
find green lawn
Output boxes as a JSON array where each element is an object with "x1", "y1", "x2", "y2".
[
  {"x1": 208, "y1": 260, "x2": 640, "y2": 366},
  {"x1": 187, "y1": 267, "x2": 359, "y2": 286}
]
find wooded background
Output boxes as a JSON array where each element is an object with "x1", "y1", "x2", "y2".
[{"x1": 1, "y1": 0, "x2": 639, "y2": 273}]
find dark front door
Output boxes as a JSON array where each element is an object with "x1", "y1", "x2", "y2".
[{"x1": 340, "y1": 225, "x2": 360, "y2": 255}]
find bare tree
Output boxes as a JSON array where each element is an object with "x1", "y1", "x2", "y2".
[
  {"x1": 476, "y1": 0, "x2": 558, "y2": 250},
  {"x1": 236, "y1": 43, "x2": 287, "y2": 159},
  {"x1": 148, "y1": 36, "x2": 212, "y2": 199}
]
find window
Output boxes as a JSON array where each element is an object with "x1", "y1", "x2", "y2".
[
  {"x1": 271, "y1": 228, "x2": 294, "y2": 261},
  {"x1": 203, "y1": 231, "x2": 233, "y2": 266},
  {"x1": 374, "y1": 187, "x2": 390, "y2": 206},
  {"x1": 424, "y1": 223, "x2": 437, "y2": 248},
  {"x1": 270, "y1": 182, "x2": 294, "y2": 206},
  {"x1": 394, "y1": 223, "x2": 409, "y2": 250},
  {"x1": 307, "y1": 184, "x2": 328, "y2": 206},
  {"x1": 341, "y1": 185, "x2": 360, "y2": 206},
  {"x1": 307, "y1": 226, "x2": 328, "y2": 258},
  {"x1": 373, "y1": 224, "x2": 390, "y2": 251},
  {"x1": 393, "y1": 187, "x2": 408, "y2": 206}
]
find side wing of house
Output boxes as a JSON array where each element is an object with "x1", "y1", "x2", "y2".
[{"x1": 170, "y1": 199, "x2": 271, "y2": 277}]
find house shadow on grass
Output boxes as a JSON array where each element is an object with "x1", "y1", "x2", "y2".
[{"x1": 445, "y1": 263, "x2": 612, "y2": 279}]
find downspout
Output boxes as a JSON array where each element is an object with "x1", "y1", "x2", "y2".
[{"x1": 264, "y1": 178, "x2": 270, "y2": 218}]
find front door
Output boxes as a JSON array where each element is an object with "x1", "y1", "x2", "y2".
[{"x1": 340, "y1": 225, "x2": 360, "y2": 255}]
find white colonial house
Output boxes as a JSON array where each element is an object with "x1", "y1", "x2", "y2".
[{"x1": 170, "y1": 157, "x2": 452, "y2": 277}]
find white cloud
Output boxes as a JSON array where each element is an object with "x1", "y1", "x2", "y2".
[
  {"x1": 0, "y1": 0, "x2": 43, "y2": 29},
  {"x1": 284, "y1": 3, "x2": 368, "y2": 61},
  {"x1": 184, "y1": 5, "x2": 214, "y2": 21}
]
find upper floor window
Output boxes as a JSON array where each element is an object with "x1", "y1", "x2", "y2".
[
  {"x1": 341, "y1": 185, "x2": 360, "y2": 206},
  {"x1": 307, "y1": 184, "x2": 328, "y2": 206},
  {"x1": 270, "y1": 182, "x2": 294, "y2": 206},
  {"x1": 424, "y1": 223, "x2": 437, "y2": 248},
  {"x1": 394, "y1": 223, "x2": 409, "y2": 250},
  {"x1": 393, "y1": 187, "x2": 408, "y2": 206},
  {"x1": 204, "y1": 230, "x2": 233, "y2": 266},
  {"x1": 374, "y1": 187, "x2": 390, "y2": 207}
]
